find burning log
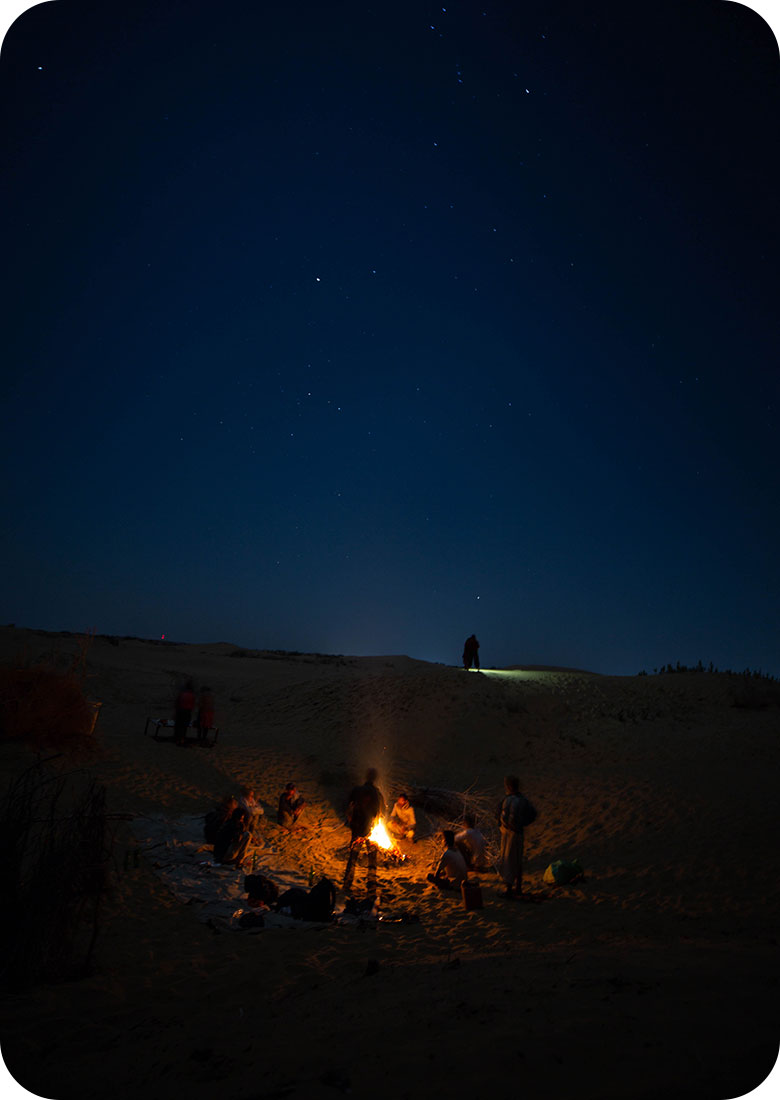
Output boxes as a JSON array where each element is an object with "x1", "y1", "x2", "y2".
[{"x1": 367, "y1": 819, "x2": 410, "y2": 866}]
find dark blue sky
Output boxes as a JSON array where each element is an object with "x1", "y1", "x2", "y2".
[{"x1": 1, "y1": 0, "x2": 778, "y2": 674}]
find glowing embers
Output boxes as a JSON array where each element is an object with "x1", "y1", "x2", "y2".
[
  {"x1": 368, "y1": 818, "x2": 394, "y2": 850},
  {"x1": 367, "y1": 819, "x2": 410, "y2": 866}
]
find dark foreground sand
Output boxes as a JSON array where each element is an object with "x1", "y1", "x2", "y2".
[{"x1": 0, "y1": 627, "x2": 777, "y2": 1099}]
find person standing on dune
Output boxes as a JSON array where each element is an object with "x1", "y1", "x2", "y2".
[{"x1": 462, "y1": 634, "x2": 480, "y2": 670}]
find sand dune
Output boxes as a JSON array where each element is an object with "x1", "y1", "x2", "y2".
[{"x1": 0, "y1": 627, "x2": 777, "y2": 1100}]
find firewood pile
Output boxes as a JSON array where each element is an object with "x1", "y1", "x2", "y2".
[{"x1": 408, "y1": 784, "x2": 498, "y2": 843}]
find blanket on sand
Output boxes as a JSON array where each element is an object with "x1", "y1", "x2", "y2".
[{"x1": 130, "y1": 813, "x2": 329, "y2": 930}]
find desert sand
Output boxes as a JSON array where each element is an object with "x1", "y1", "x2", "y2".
[{"x1": 0, "y1": 625, "x2": 777, "y2": 1100}]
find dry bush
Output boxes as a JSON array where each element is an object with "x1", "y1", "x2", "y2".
[
  {"x1": 0, "y1": 663, "x2": 97, "y2": 755},
  {"x1": 409, "y1": 783, "x2": 499, "y2": 848},
  {"x1": 0, "y1": 759, "x2": 115, "y2": 990}
]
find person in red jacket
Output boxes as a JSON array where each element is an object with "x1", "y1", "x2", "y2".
[
  {"x1": 174, "y1": 681, "x2": 195, "y2": 745},
  {"x1": 196, "y1": 686, "x2": 215, "y2": 743}
]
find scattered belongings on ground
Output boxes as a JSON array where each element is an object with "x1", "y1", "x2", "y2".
[
  {"x1": 143, "y1": 715, "x2": 221, "y2": 746},
  {"x1": 461, "y1": 877, "x2": 484, "y2": 910},
  {"x1": 244, "y1": 873, "x2": 279, "y2": 907}
]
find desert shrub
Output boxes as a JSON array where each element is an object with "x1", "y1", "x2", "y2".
[
  {"x1": 656, "y1": 662, "x2": 778, "y2": 684},
  {"x1": 0, "y1": 759, "x2": 114, "y2": 990},
  {"x1": 0, "y1": 663, "x2": 97, "y2": 754},
  {"x1": 409, "y1": 784, "x2": 499, "y2": 849}
]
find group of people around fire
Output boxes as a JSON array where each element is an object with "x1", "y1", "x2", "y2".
[
  {"x1": 203, "y1": 781, "x2": 308, "y2": 866},
  {"x1": 344, "y1": 767, "x2": 533, "y2": 900},
  {"x1": 202, "y1": 766, "x2": 535, "y2": 906},
  {"x1": 189, "y1": 634, "x2": 536, "y2": 907}
]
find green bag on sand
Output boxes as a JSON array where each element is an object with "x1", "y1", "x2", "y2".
[{"x1": 543, "y1": 858, "x2": 584, "y2": 885}]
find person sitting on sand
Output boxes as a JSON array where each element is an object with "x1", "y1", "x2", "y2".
[
  {"x1": 427, "y1": 830, "x2": 469, "y2": 891},
  {"x1": 238, "y1": 785, "x2": 264, "y2": 834},
  {"x1": 387, "y1": 793, "x2": 416, "y2": 840},
  {"x1": 204, "y1": 793, "x2": 238, "y2": 845},
  {"x1": 277, "y1": 782, "x2": 306, "y2": 829},
  {"x1": 213, "y1": 807, "x2": 252, "y2": 866},
  {"x1": 455, "y1": 813, "x2": 488, "y2": 871}
]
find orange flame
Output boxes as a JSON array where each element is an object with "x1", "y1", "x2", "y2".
[{"x1": 368, "y1": 818, "x2": 394, "y2": 850}]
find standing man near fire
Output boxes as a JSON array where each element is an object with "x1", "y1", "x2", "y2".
[
  {"x1": 343, "y1": 767, "x2": 386, "y2": 898},
  {"x1": 497, "y1": 774, "x2": 537, "y2": 899}
]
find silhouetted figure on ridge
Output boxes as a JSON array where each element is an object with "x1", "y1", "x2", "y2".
[{"x1": 462, "y1": 634, "x2": 480, "y2": 670}]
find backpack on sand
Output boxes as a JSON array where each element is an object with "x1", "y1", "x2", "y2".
[
  {"x1": 243, "y1": 873, "x2": 279, "y2": 905},
  {"x1": 238, "y1": 910, "x2": 265, "y2": 929},
  {"x1": 276, "y1": 887, "x2": 309, "y2": 918},
  {"x1": 543, "y1": 858, "x2": 584, "y2": 885},
  {"x1": 521, "y1": 799, "x2": 538, "y2": 827},
  {"x1": 302, "y1": 876, "x2": 336, "y2": 921}
]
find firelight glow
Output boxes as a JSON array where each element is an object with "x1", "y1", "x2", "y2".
[{"x1": 368, "y1": 818, "x2": 394, "y2": 850}]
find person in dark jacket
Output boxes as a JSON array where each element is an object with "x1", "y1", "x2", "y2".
[
  {"x1": 343, "y1": 767, "x2": 386, "y2": 897},
  {"x1": 462, "y1": 634, "x2": 480, "y2": 670},
  {"x1": 238, "y1": 785, "x2": 264, "y2": 835},
  {"x1": 497, "y1": 775, "x2": 536, "y2": 898},
  {"x1": 213, "y1": 807, "x2": 251, "y2": 866},
  {"x1": 204, "y1": 794, "x2": 238, "y2": 845}
]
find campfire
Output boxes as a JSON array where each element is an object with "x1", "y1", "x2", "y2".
[{"x1": 367, "y1": 818, "x2": 409, "y2": 866}]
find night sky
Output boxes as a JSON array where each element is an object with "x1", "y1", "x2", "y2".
[{"x1": 1, "y1": 0, "x2": 778, "y2": 675}]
